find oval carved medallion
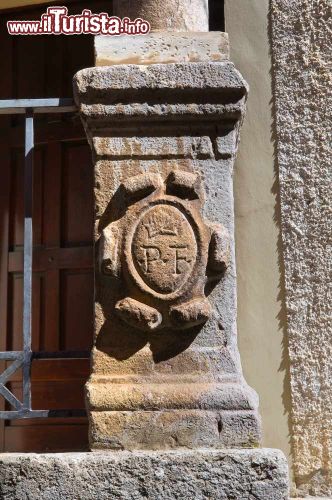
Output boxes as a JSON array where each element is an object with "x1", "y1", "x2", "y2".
[{"x1": 132, "y1": 204, "x2": 197, "y2": 294}]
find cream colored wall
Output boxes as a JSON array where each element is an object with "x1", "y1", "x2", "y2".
[{"x1": 225, "y1": 0, "x2": 292, "y2": 470}]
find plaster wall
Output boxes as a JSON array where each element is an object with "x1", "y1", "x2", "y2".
[
  {"x1": 270, "y1": 0, "x2": 331, "y2": 496},
  {"x1": 225, "y1": 0, "x2": 292, "y2": 472},
  {"x1": 227, "y1": 0, "x2": 332, "y2": 496}
]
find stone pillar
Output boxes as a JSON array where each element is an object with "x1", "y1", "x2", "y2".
[
  {"x1": 112, "y1": 0, "x2": 209, "y2": 32},
  {"x1": 74, "y1": 61, "x2": 263, "y2": 451}
]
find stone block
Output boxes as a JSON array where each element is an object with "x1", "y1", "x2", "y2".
[
  {"x1": 95, "y1": 32, "x2": 229, "y2": 66},
  {"x1": 0, "y1": 449, "x2": 289, "y2": 500}
]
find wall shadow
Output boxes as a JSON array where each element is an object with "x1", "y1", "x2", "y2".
[
  {"x1": 95, "y1": 272, "x2": 202, "y2": 363},
  {"x1": 267, "y1": 0, "x2": 295, "y2": 480}
]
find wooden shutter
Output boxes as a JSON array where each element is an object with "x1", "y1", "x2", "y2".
[{"x1": 0, "y1": 0, "x2": 111, "y2": 452}]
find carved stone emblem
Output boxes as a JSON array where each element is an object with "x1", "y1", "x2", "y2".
[
  {"x1": 100, "y1": 171, "x2": 230, "y2": 331},
  {"x1": 132, "y1": 204, "x2": 197, "y2": 294}
]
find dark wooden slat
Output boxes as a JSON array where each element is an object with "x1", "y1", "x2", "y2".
[
  {"x1": 9, "y1": 274, "x2": 23, "y2": 352},
  {"x1": 61, "y1": 142, "x2": 94, "y2": 246},
  {"x1": 16, "y1": 18, "x2": 46, "y2": 99},
  {"x1": 60, "y1": 270, "x2": 94, "y2": 351},
  {"x1": 8, "y1": 379, "x2": 87, "y2": 410},
  {"x1": 0, "y1": 13, "x2": 13, "y2": 449},
  {"x1": 209, "y1": 0, "x2": 225, "y2": 31},
  {"x1": 0, "y1": 146, "x2": 10, "y2": 448},
  {"x1": 8, "y1": 246, "x2": 93, "y2": 272},
  {"x1": 0, "y1": 0, "x2": 97, "y2": 15},
  {"x1": 10, "y1": 149, "x2": 24, "y2": 248},
  {"x1": 4, "y1": 424, "x2": 89, "y2": 452},
  {"x1": 32, "y1": 148, "x2": 43, "y2": 247},
  {"x1": 45, "y1": 29, "x2": 64, "y2": 97},
  {"x1": 44, "y1": 142, "x2": 61, "y2": 246},
  {"x1": 0, "y1": 0, "x2": 113, "y2": 452},
  {"x1": 4, "y1": 358, "x2": 89, "y2": 383},
  {"x1": 31, "y1": 274, "x2": 41, "y2": 351},
  {"x1": 10, "y1": 417, "x2": 87, "y2": 427},
  {"x1": 32, "y1": 359, "x2": 90, "y2": 381},
  {"x1": 0, "y1": 119, "x2": 85, "y2": 148},
  {"x1": 0, "y1": 151, "x2": 10, "y2": 334},
  {"x1": 43, "y1": 143, "x2": 61, "y2": 351}
]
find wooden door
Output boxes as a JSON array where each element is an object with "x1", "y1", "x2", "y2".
[{"x1": 0, "y1": 0, "x2": 111, "y2": 452}]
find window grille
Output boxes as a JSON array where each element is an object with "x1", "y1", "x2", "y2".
[{"x1": 0, "y1": 99, "x2": 89, "y2": 420}]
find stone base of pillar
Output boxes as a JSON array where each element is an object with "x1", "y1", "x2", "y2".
[
  {"x1": 89, "y1": 408, "x2": 261, "y2": 451},
  {"x1": 0, "y1": 449, "x2": 288, "y2": 499}
]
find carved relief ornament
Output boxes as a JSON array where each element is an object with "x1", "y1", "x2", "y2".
[{"x1": 100, "y1": 170, "x2": 230, "y2": 331}]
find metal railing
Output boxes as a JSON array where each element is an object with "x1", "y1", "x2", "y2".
[{"x1": 0, "y1": 99, "x2": 89, "y2": 420}]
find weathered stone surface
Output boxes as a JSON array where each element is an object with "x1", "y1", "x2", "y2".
[
  {"x1": 74, "y1": 62, "x2": 261, "y2": 451},
  {"x1": 92, "y1": 136, "x2": 214, "y2": 159},
  {"x1": 99, "y1": 171, "x2": 228, "y2": 331},
  {"x1": 87, "y1": 382, "x2": 259, "y2": 411},
  {"x1": 270, "y1": 0, "x2": 332, "y2": 496},
  {"x1": 0, "y1": 449, "x2": 289, "y2": 500},
  {"x1": 112, "y1": 0, "x2": 209, "y2": 32},
  {"x1": 95, "y1": 32, "x2": 229, "y2": 66},
  {"x1": 74, "y1": 62, "x2": 248, "y2": 123},
  {"x1": 74, "y1": 62, "x2": 246, "y2": 93},
  {"x1": 90, "y1": 410, "x2": 261, "y2": 451}
]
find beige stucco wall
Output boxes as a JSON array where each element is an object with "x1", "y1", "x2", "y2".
[
  {"x1": 270, "y1": 1, "x2": 331, "y2": 496},
  {"x1": 225, "y1": 0, "x2": 292, "y2": 473}
]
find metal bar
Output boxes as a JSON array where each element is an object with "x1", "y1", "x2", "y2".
[
  {"x1": 0, "y1": 409, "x2": 86, "y2": 420},
  {"x1": 0, "y1": 351, "x2": 89, "y2": 360},
  {"x1": 0, "y1": 385, "x2": 22, "y2": 411},
  {"x1": 0, "y1": 358, "x2": 23, "y2": 385},
  {"x1": 0, "y1": 98, "x2": 76, "y2": 114},
  {"x1": 0, "y1": 351, "x2": 25, "y2": 360},
  {"x1": 32, "y1": 350, "x2": 90, "y2": 359},
  {"x1": 22, "y1": 109, "x2": 34, "y2": 412},
  {"x1": 0, "y1": 410, "x2": 48, "y2": 420},
  {"x1": 0, "y1": 98, "x2": 88, "y2": 422}
]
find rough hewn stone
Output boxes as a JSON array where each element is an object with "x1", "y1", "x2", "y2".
[
  {"x1": 92, "y1": 136, "x2": 215, "y2": 158},
  {"x1": 74, "y1": 62, "x2": 261, "y2": 451},
  {"x1": 74, "y1": 61, "x2": 247, "y2": 93},
  {"x1": 270, "y1": 0, "x2": 332, "y2": 496},
  {"x1": 0, "y1": 449, "x2": 289, "y2": 500},
  {"x1": 95, "y1": 32, "x2": 229, "y2": 66}
]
